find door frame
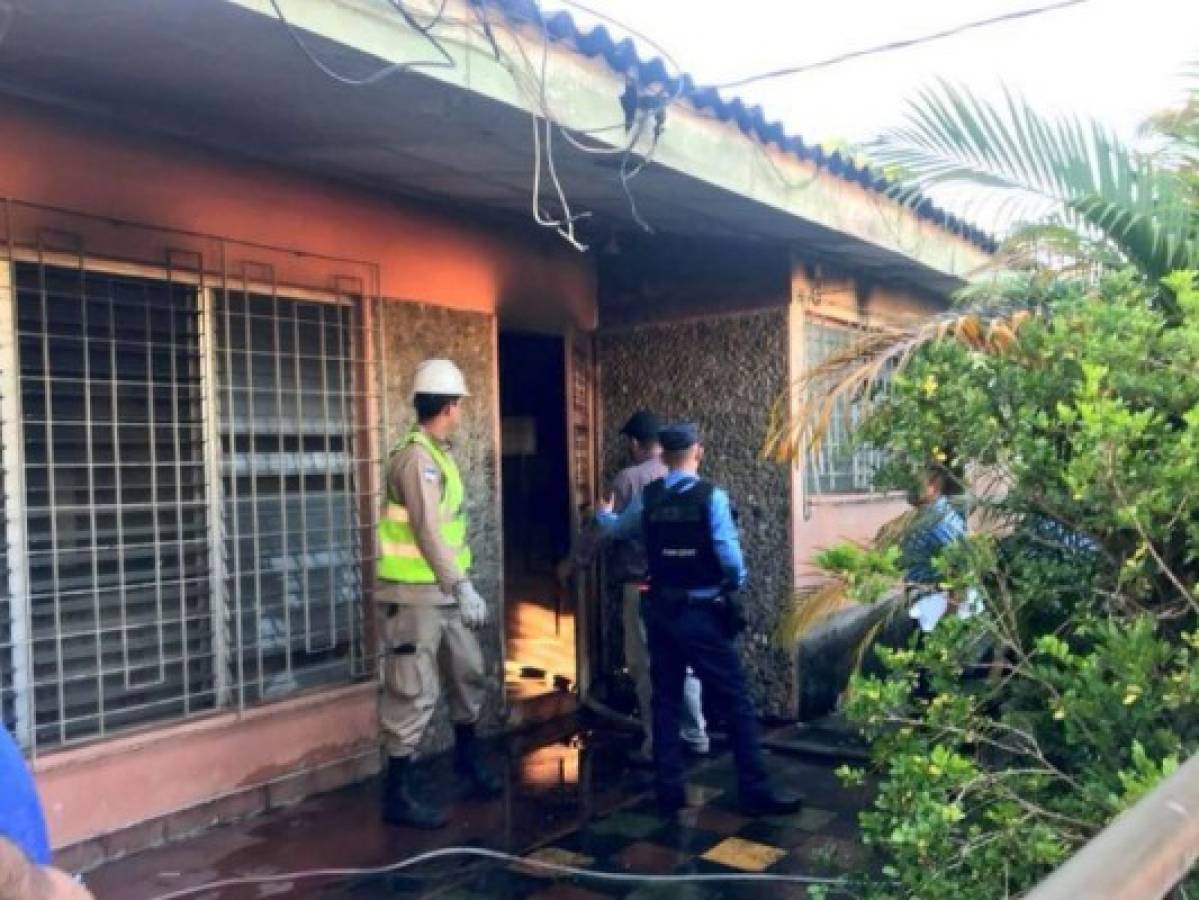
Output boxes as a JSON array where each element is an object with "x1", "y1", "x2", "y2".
[{"x1": 564, "y1": 326, "x2": 602, "y2": 699}]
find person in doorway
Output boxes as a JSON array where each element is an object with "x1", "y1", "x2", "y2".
[
  {"x1": 597, "y1": 423, "x2": 802, "y2": 817},
  {"x1": 375, "y1": 358, "x2": 500, "y2": 830},
  {"x1": 560, "y1": 411, "x2": 710, "y2": 764}
]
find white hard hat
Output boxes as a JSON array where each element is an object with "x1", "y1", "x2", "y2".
[{"x1": 412, "y1": 358, "x2": 470, "y2": 397}]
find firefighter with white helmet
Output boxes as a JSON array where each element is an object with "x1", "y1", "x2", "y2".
[{"x1": 375, "y1": 358, "x2": 499, "y2": 829}]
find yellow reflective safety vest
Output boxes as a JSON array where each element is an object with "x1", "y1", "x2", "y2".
[{"x1": 377, "y1": 430, "x2": 471, "y2": 584}]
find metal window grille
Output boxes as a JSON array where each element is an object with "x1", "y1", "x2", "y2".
[
  {"x1": 0, "y1": 265, "x2": 12, "y2": 731},
  {"x1": 0, "y1": 208, "x2": 384, "y2": 753},
  {"x1": 214, "y1": 288, "x2": 363, "y2": 704},
  {"x1": 12, "y1": 263, "x2": 214, "y2": 748},
  {"x1": 804, "y1": 319, "x2": 888, "y2": 495}
]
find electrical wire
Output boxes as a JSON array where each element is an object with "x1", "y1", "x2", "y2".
[
  {"x1": 268, "y1": 0, "x2": 1062, "y2": 248},
  {"x1": 267, "y1": 0, "x2": 452, "y2": 86},
  {"x1": 709, "y1": 0, "x2": 1094, "y2": 90},
  {"x1": 469, "y1": 0, "x2": 504, "y2": 60},
  {"x1": 386, "y1": 0, "x2": 456, "y2": 68},
  {"x1": 508, "y1": 4, "x2": 664, "y2": 233},
  {"x1": 522, "y1": 8, "x2": 591, "y2": 250},
  {"x1": 618, "y1": 113, "x2": 656, "y2": 233},
  {"x1": 145, "y1": 845, "x2": 851, "y2": 900},
  {"x1": 392, "y1": 0, "x2": 451, "y2": 34},
  {"x1": 503, "y1": 9, "x2": 638, "y2": 155}
]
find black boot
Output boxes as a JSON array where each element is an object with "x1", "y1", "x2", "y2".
[
  {"x1": 453, "y1": 723, "x2": 503, "y2": 799},
  {"x1": 382, "y1": 756, "x2": 447, "y2": 829},
  {"x1": 739, "y1": 786, "x2": 804, "y2": 817}
]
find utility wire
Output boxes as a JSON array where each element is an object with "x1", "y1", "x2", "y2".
[
  {"x1": 145, "y1": 845, "x2": 852, "y2": 900},
  {"x1": 710, "y1": 0, "x2": 1094, "y2": 91},
  {"x1": 392, "y1": 0, "x2": 451, "y2": 34},
  {"x1": 267, "y1": 0, "x2": 1074, "y2": 245},
  {"x1": 267, "y1": 0, "x2": 453, "y2": 86},
  {"x1": 386, "y1": 0, "x2": 456, "y2": 68}
]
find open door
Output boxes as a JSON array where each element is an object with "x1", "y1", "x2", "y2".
[
  {"x1": 498, "y1": 333, "x2": 573, "y2": 707},
  {"x1": 496, "y1": 326, "x2": 599, "y2": 715},
  {"x1": 565, "y1": 328, "x2": 601, "y2": 699}
]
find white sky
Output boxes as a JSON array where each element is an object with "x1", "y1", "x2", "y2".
[
  {"x1": 541, "y1": 0, "x2": 1198, "y2": 226},
  {"x1": 544, "y1": 0, "x2": 1198, "y2": 144}
]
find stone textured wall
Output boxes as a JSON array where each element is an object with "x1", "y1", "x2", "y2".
[
  {"x1": 597, "y1": 309, "x2": 796, "y2": 716},
  {"x1": 377, "y1": 300, "x2": 504, "y2": 754}
]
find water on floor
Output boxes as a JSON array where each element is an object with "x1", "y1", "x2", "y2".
[
  {"x1": 83, "y1": 719, "x2": 874, "y2": 899},
  {"x1": 505, "y1": 581, "x2": 576, "y2": 703}
]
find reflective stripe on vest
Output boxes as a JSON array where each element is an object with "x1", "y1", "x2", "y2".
[{"x1": 377, "y1": 430, "x2": 472, "y2": 583}]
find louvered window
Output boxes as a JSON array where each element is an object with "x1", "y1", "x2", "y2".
[
  {"x1": 215, "y1": 291, "x2": 361, "y2": 703},
  {"x1": 0, "y1": 336, "x2": 12, "y2": 731},
  {"x1": 0, "y1": 257, "x2": 371, "y2": 751},
  {"x1": 804, "y1": 319, "x2": 889, "y2": 495},
  {"x1": 11, "y1": 264, "x2": 213, "y2": 747}
]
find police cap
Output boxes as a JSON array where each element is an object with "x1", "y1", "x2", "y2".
[{"x1": 658, "y1": 422, "x2": 700, "y2": 453}]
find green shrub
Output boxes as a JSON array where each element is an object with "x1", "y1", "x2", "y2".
[{"x1": 839, "y1": 271, "x2": 1199, "y2": 898}]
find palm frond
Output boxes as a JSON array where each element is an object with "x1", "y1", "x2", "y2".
[
  {"x1": 763, "y1": 308, "x2": 1033, "y2": 465},
  {"x1": 985, "y1": 221, "x2": 1121, "y2": 281},
  {"x1": 774, "y1": 580, "x2": 855, "y2": 648},
  {"x1": 873, "y1": 82, "x2": 1199, "y2": 280}
]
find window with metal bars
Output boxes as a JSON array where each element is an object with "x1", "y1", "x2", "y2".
[
  {"x1": 804, "y1": 319, "x2": 889, "y2": 495},
  {"x1": 0, "y1": 402, "x2": 11, "y2": 732},
  {"x1": 12, "y1": 263, "x2": 214, "y2": 748},
  {"x1": 214, "y1": 291, "x2": 362, "y2": 704},
  {"x1": 0, "y1": 262, "x2": 369, "y2": 751}
]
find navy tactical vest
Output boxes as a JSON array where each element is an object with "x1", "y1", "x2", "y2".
[{"x1": 642, "y1": 478, "x2": 725, "y2": 591}]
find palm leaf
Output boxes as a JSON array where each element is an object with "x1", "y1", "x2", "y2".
[
  {"x1": 774, "y1": 580, "x2": 855, "y2": 648},
  {"x1": 873, "y1": 82, "x2": 1199, "y2": 281},
  {"x1": 763, "y1": 308, "x2": 1033, "y2": 465}
]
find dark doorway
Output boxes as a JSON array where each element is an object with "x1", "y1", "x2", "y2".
[{"x1": 498, "y1": 332, "x2": 574, "y2": 701}]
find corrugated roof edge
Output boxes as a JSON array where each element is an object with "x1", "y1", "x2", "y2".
[{"x1": 492, "y1": 0, "x2": 998, "y2": 253}]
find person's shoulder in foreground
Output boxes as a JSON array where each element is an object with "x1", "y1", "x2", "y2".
[{"x1": 0, "y1": 726, "x2": 49, "y2": 866}]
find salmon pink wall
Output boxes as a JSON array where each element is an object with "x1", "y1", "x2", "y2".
[
  {"x1": 0, "y1": 98, "x2": 595, "y2": 317},
  {"x1": 34, "y1": 684, "x2": 377, "y2": 850},
  {"x1": 794, "y1": 495, "x2": 910, "y2": 588}
]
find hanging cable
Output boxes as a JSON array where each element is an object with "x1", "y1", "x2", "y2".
[
  {"x1": 708, "y1": 0, "x2": 1094, "y2": 91},
  {"x1": 267, "y1": 0, "x2": 453, "y2": 86},
  {"x1": 390, "y1": 0, "x2": 451, "y2": 35},
  {"x1": 468, "y1": 0, "x2": 504, "y2": 60},
  {"x1": 385, "y1": 0, "x2": 456, "y2": 68},
  {"x1": 504, "y1": 5, "x2": 662, "y2": 232},
  {"x1": 265, "y1": 0, "x2": 1043, "y2": 248},
  {"x1": 523, "y1": 8, "x2": 591, "y2": 250},
  {"x1": 617, "y1": 109, "x2": 657, "y2": 233},
  {"x1": 145, "y1": 845, "x2": 852, "y2": 900}
]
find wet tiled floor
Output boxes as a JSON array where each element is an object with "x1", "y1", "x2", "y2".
[{"x1": 85, "y1": 719, "x2": 873, "y2": 899}]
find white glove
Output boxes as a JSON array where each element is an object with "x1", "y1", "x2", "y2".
[{"x1": 454, "y1": 581, "x2": 488, "y2": 630}]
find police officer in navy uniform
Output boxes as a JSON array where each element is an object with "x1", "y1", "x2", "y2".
[{"x1": 597, "y1": 422, "x2": 802, "y2": 816}]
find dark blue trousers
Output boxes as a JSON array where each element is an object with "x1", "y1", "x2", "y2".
[{"x1": 642, "y1": 595, "x2": 768, "y2": 802}]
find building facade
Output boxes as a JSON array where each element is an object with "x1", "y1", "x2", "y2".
[{"x1": 0, "y1": 0, "x2": 988, "y2": 865}]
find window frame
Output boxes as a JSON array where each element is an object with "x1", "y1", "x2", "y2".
[
  {"x1": 0, "y1": 247, "x2": 376, "y2": 753},
  {"x1": 801, "y1": 313, "x2": 892, "y2": 499}
]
